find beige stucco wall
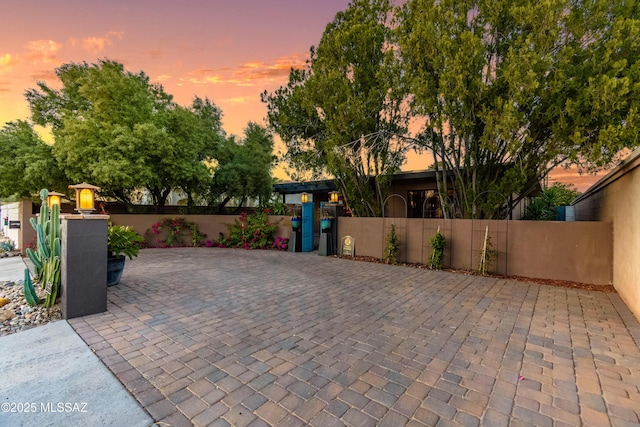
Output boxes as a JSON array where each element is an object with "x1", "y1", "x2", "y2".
[
  {"x1": 573, "y1": 148, "x2": 640, "y2": 321},
  {"x1": 337, "y1": 217, "x2": 612, "y2": 286},
  {"x1": 109, "y1": 214, "x2": 291, "y2": 247},
  {"x1": 1, "y1": 200, "x2": 34, "y2": 253}
]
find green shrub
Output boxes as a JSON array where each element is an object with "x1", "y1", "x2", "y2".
[
  {"x1": 218, "y1": 211, "x2": 278, "y2": 249},
  {"x1": 384, "y1": 224, "x2": 399, "y2": 264}
]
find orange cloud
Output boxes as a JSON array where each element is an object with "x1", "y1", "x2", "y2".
[
  {"x1": 154, "y1": 74, "x2": 172, "y2": 82},
  {"x1": 25, "y1": 40, "x2": 62, "y2": 65},
  {"x1": 181, "y1": 53, "x2": 308, "y2": 88},
  {"x1": 229, "y1": 54, "x2": 308, "y2": 86},
  {"x1": 221, "y1": 96, "x2": 249, "y2": 105},
  {"x1": 0, "y1": 81, "x2": 10, "y2": 92}
]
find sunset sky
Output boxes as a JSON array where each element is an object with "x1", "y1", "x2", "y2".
[{"x1": 0, "y1": 0, "x2": 605, "y2": 190}]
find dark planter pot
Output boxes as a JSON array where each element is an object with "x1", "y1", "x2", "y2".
[
  {"x1": 291, "y1": 217, "x2": 301, "y2": 231},
  {"x1": 320, "y1": 218, "x2": 332, "y2": 232},
  {"x1": 107, "y1": 255, "x2": 126, "y2": 287}
]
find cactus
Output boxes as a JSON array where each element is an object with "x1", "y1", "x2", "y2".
[
  {"x1": 24, "y1": 189, "x2": 62, "y2": 308},
  {"x1": 23, "y1": 268, "x2": 42, "y2": 306}
]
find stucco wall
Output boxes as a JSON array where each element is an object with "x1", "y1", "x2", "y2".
[
  {"x1": 108, "y1": 214, "x2": 291, "y2": 247},
  {"x1": 337, "y1": 217, "x2": 612, "y2": 286},
  {"x1": 0, "y1": 200, "x2": 33, "y2": 252},
  {"x1": 573, "y1": 148, "x2": 640, "y2": 321}
]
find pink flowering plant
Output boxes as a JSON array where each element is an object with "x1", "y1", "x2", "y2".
[
  {"x1": 273, "y1": 236, "x2": 289, "y2": 251},
  {"x1": 146, "y1": 217, "x2": 206, "y2": 248},
  {"x1": 217, "y1": 210, "x2": 279, "y2": 250}
]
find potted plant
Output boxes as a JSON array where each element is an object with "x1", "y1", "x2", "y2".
[
  {"x1": 290, "y1": 205, "x2": 302, "y2": 231},
  {"x1": 319, "y1": 208, "x2": 333, "y2": 232},
  {"x1": 107, "y1": 224, "x2": 144, "y2": 286}
]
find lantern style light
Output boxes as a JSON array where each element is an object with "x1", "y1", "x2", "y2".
[
  {"x1": 47, "y1": 191, "x2": 65, "y2": 208},
  {"x1": 329, "y1": 190, "x2": 339, "y2": 204},
  {"x1": 69, "y1": 182, "x2": 100, "y2": 215},
  {"x1": 301, "y1": 192, "x2": 309, "y2": 204}
]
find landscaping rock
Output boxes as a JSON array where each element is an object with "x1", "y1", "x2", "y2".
[{"x1": 0, "y1": 280, "x2": 61, "y2": 336}]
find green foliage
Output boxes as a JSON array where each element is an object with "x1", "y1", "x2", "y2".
[
  {"x1": 429, "y1": 231, "x2": 446, "y2": 269},
  {"x1": 384, "y1": 224, "x2": 399, "y2": 264},
  {"x1": 523, "y1": 183, "x2": 581, "y2": 220},
  {"x1": 262, "y1": 196, "x2": 289, "y2": 215},
  {"x1": 25, "y1": 60, "x2": 223, "y2": 213},
  {"x1": 23, "y1": 268, "x2": 42, "y2": 307},
  {"x1": 0, "y1": 121, "x2": 66, "y2": 199},
  {"x1": 24, "y1": 189, "x2": 61, "y2": 308},
  {"x1": 147, "y1": 217, "x2": 206, "y2": 247},
  {"x1": 394, "y1": 0, "x2": 640, "y2": 218},
  {"x1": 0, "y1": 240, "x2": 15, "y2": 252},
  {"x1": 262, "y1": 0, "x2": 407, "y2": 217},
  {"x1": 477, "y1": 231, "x2": 498, "y2": 275},
  {"x1": 218, "y1": 211, "x2": 278, "y2": 249},
  {"x1": 208, "y1": 123, "x2": 276, "y2": 212},
  {"x1": 108, "y1": 224, "x2": 144, "y2": 259}
]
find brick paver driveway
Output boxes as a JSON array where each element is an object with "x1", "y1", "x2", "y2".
[{"x1": 69, "y1": 248, "x2": 640, "y2": 426}]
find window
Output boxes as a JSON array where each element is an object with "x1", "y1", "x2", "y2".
[{"x1": 408, "y1": 190, "x2": 443, "y2": 218}]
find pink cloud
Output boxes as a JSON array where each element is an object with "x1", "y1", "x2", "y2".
[
  {"x1": 25, "y1": 40, "x2": 62, "y2": 65},
  {"x1": 30, "y1": 70, "x2": 58, "y2": 82},
  {"x1": 144, "y1": 50, "x2": 164, "y2": 59},
  {"x1": 69, "y1": 31, "x2": 124, "y2": 54}
]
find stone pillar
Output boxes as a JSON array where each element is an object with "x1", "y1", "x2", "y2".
[{"x1": 61, "y1": 215, "x2": 109, "y2": 319}]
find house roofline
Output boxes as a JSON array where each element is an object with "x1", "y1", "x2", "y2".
[{"x1": 572, "y1": 147, "x2": 640, "y2": 205}]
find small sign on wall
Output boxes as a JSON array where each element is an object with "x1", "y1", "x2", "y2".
[
  {"x1": 8, "y1": 220, "x2": 20, "y2": 229},
  {"x1": 341, "y1": 235, "x2": 355, "y2": 256}
]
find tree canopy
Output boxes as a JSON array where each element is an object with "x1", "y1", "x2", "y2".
[
  {"x1": 0, "y1": 121, "x2": 65, "y2": 200},
  {"x1": 265, "y1": 0, "x2": 640, "y2": 218},
  {"x1": 262, "y1": 0, "x2": 408, "y2": 216},
  {"x1": 208, "y1": 122, "x2": 276, "y2": 212},
  {"x1": 16, "y1": 59, "x2": 278, "y2": 213},
  {"x1": 25, "y1": 60, "x2": 223, "y2": 212}
]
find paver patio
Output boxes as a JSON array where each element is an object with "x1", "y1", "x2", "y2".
[{"x1": 69, "y1": 248, "x2": 640, "y2": 426}]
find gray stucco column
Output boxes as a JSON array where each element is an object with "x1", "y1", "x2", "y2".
[{"x1": 61, "y1": 214, "x2": 109, "y2": 319}]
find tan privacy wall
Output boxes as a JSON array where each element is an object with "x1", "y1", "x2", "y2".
[
  {"x1": 573, "y1": 148, "x2": 640, "y2": 321},
  {"x1": 337, "y1": 217, "x2": 612, "y2": 286},
  {"x1": 108, "y1": 214, "x2": 292, "y2": 247}
]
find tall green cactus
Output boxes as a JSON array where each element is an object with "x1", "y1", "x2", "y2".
[{"x1": 24, "y1": 189, "x2": 61, "y2": 308}]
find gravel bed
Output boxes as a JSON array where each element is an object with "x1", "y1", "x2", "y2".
[{"x1": 0, "y1": 279, "x2": 62, "y2": 336}]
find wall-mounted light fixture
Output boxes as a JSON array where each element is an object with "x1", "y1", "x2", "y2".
[{"x1": 329, "y1": 191, "x2": 339, "y2": 204}]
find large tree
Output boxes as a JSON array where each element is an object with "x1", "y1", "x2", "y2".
[
  {"x1": 208, "y1": 122, "x2": 275, "y2": 212},
  {"x1": 26, "y1": 60, "x2": 222, "y2": 213},
  {"x1": 263, "y1": 0, "x2": 409, "y2": 216},
  {"x1": 398, "y1": 0, "x2": 640, "y2": 218},
  {"x1": 0, "y1": 121, "x2": 66, "y2": 200}
]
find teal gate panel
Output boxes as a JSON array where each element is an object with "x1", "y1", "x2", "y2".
[{"x1": 302, "y1": 202, "x2": 314, "y2": 252}]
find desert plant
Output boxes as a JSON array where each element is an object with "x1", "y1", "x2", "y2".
[
  {"x1": 25, "y1": 189, "x2": 61, "y2": 308},
  {"x1": 0, "y1": 240, "x2": 15, "y2": 252},
  {"x1": 429, "y1": 230, "x2": 446, "y2": 269},
  {"x1": 384, "y1": 224, "x2": 399, "y2": 265},
  {"x1": 108, "y1": 224, "x2": 144, "y2": 259}
]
